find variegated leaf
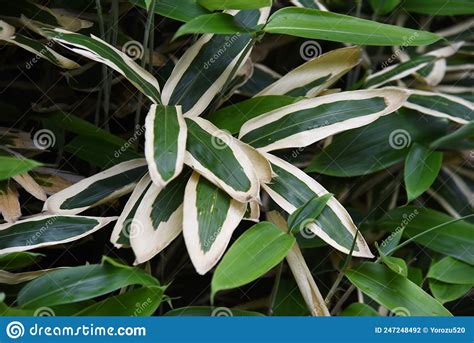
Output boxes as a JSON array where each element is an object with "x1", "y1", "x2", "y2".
[
  {"x1": 404, "y1": 89, "x2": 473, "y2": 124},
  {"x1": 45, "y1": 29, "x2": 161, "y2": 103},
  {"x1": 145, "y1": 105, "x2": 187, "y2": 187},
  {"x1": 0, "y1": 268, "x2": 65, "y2": 285},
  {"x1": 44, "y1": 159, "x2": 148, "y2": 215},
  {"x1": 0, "y1": 215, "x2": 116, "y2": 254},
  {"x1": 257, "y1": 46, "x2": 360, "y2": 97},
  {"x1": 290, "y1": 0, "x2": 328, "y2": 11},
  {"x1": 238, "y1": 63, "x2": 281, "y2": 96},
  {"x1": 365, "y1": 44, "x2": 462, "y2": 89},
  {"x1": 0, "y1": 21, "x2": 79, "y2": 69},
  {"x1": 239, "y1": 88, "x2": 407, "y2": 152},
  {"x1": 183, "y1": 172, "x2": 246, "y2": 275},
  {"x1": 162, "y1": 9, "x2": 270, "y2": 117},
  {"x1": 185, "y1": 118, "x2": 260, "y2": 202},
  {"x1": 263, "y1": 154, "x2": 374, "y2": 258},
  {"x1": 13, "y1": 173, "x2": 47, "y2": 201},
  {"x1": 130, "y1": 171, "x2": 190, "y2": 264},
  {"x1": 110, "y1": 174, "x2": 153, "y2": 247}
]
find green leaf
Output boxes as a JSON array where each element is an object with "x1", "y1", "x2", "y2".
[
  {"x1": 404, "y1": 143, "x2": 443, "y2": 202},
  {"x1": 264, "y1": 8, "x2": 440, "y2": 46},
  {"x1": 0, "y1": 156, "x2": 42, "y2": 181},
  {"x1": 145, "y1": 105, "x2": 187, "y2": 187},
  {"x1": 129, "y1": 0, "x2": 210, "y2": 22},
  {"x1": 164, "y1": 306, "x2": 264, "y2": 316},
  {"x1": 0, "y1": 252, "x2": 43, "y2": 271},
  {"x1": 0, "y1": 215, "x2": 115, "y2": 254},
  {"x1": 238, "y1": 64, "x2": 281, "y2": 96},
  {"x1": 239, "y1": 89, "x2": 407, "y2": 152},
  {"x1": 44, "y1": 159, "x2": 147, "y2": 215},
  {"x1": 346, "y1": 262, "x2": 451, "y2": 316},
  {"x1": 211, "y1": 222, "x2": 295, "y2": 298},
  {"x1": 198, "y1": 0, "x2": 271, "y2": 10},
  {"x1": 288, "y1": 194, "x2": 332, "y2": 234},
  {"x1": 174, "y1": 13, "x2": 257, "y2": 39},
  {"x1": 430, "y1": 121, "x2": 474, "y2": 149},
  {"x1": 380, "y1": 255, "x2": 408, "y2": 277},
  {"x1": 183, "y1": 173, "x2": 246, "y2": 275},
  {"x1": 378, "y1": 207, "x2": 474, "y2": 265},
  {"x1": 369, "y1": 0, "x2": 401, "y2": 15},
  {"x1": 403, "y1": 0, "x2": 474, "y2": 15},
  {"x1": 307, "y1": 110, "x2": 449, "y2": 177},
  {"x1": 75, "y1": 286, "x2": 165, "y2": 316},
  {"x1": 263, "y1": 154, "x2": 374, "y2": 258},
  {"x1": 18, "y1": 258, "x2": 160, "y2": 308},
  {"x1": 208, "y1": 95, "x2": 296, "y2": 134},
  {"x1": 340, "y1": 303, "x2": 379, "y2": 316},
  {"x1": 429, "y1": 280, "x2": 472, "y2": 304},
  {"x1": 428, "y1": 257, "x2": 474, "y2": 285}
]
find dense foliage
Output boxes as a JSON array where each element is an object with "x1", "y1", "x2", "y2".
[{"x1": 0, "y1": 0, "x2": 473, "y2": 317}]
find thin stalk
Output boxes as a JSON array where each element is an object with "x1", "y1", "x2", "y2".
[
  {"x1": 95, "y1": 0, "x2": 106, "y2": 127},
  {"x1": 267, "y1": 261, "x2": 284, "y2": 315},
  {"x1": 135, "y1": 0, "x2": 157, "y2": 128}
]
